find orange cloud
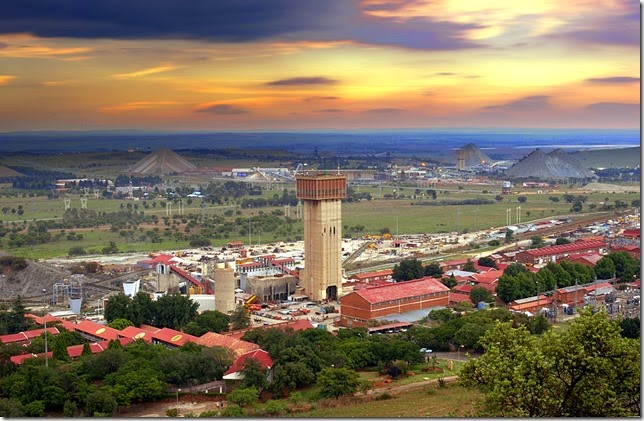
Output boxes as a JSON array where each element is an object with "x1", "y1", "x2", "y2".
[
  {"x1": 112, "y1": 65, "x2": 178, "y2": 79},
  {"x1": 0, "y1": 75, "x2": 16, "y2": 85},
  {"x1": 100, "y1": 101, "x2": 180, "y2": 113}
]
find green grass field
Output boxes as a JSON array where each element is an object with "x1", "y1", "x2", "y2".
[
  {"x1": 0, "y1": 183, "x2": 638, "y2": 259},
  {"x1": 293, "y1": 383, "x2": 482, "y2": 418}
]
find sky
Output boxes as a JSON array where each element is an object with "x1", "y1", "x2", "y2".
[{"x1": 0, "y1": 0, "x2": 639, "y2": 131}]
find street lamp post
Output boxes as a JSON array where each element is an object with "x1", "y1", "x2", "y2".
[
  {"x1": 458, "y1": 344, "x2": 464, "y2": 361},
  {"x1": 176, "y1": 388, "x2": 181, "y2": 406},
  {"x1": 42, "y1": 288, "x2": 48, "y2": 368}
]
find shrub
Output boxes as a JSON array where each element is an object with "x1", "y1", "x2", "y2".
[
  {"x1": 375, "y1": 392, "x2": 394, "y2": 401},
  {"x1": 165, "y1": 408, "x2": 180, "y2": 417}
]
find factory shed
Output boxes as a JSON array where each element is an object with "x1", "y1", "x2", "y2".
[
  {"x1": 340, "y1": 277, "x2": 449, "y2": 327},
  {"x1": 152, "y1": 327, "x2": 198, "y2": 348}
]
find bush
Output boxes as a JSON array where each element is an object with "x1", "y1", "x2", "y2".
[
  {"x1": 375, "y1": 392, "x2": 394, "y2": 401},
  {"x1": 166, "y1": 408, "x2": 180, "y2": 417},
  {"x1": 23, "y1": 400, "x2": 45, "y2": 417},
  {"x1": 437, "y1": 377, "x2": 446, "y2": 389},
  {"x1": 220, "y1": 406, "x2": 247, "y2": 417},
  {"x1": 264, "y1": 399, "x2": 288, "y2": 416}
]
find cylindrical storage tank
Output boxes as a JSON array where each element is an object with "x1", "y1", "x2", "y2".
[{"x1": 214, "y1": 266, "x2": 236, "y2": 315}]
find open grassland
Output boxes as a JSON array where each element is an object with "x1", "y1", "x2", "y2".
[
  {"x1": 0, "y1": 186, "x2": 638, "y2": 259},
  {"x1": 295, "y1": 384, "x2": 482, "y2": 418}
]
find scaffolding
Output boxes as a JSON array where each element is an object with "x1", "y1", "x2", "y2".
[{"x1": 53, "y1": 278, "x2": 84, "y2": 304}]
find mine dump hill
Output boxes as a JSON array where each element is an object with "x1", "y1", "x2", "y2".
[
  {"x1": 571, "y1": 146, "x2": 641, "y2": 169},
  {"x1": 128, "y1": 148, "x2": 197, "y2": 175},
  {"x1": 450, "y1": 143, "x2": 494, "y2": 166},
  {"x1": 505, "y1": 148, "x2": 598, "y2": 180},
  {"x1": 0, "y1": 165, "x2": 23, "y2": 177}
]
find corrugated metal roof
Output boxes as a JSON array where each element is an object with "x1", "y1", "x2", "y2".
[
  {"x1": 118, "y1": 326, "x2": 154, "y2": 342},
  {"x1": 522, "y1": 240, "x2": 605, "y2": 257},
  {"x1": 353, "y1": 278, "x2": 449, "y2": 304},
  {"x1": 152, "y1": 327, "x2": 198, "y2": 346},
  {"x1": 470, "y1": 271, "x2": 502, "y2": 284},
  {"x1": 449, "y1": 292, "x2": 471, "y2": 303},
  {"x1": 195, "y1": 332, "x2": 260, "y2": 358},
  {"x1": 74, "y1": 320, "x2": 120, "y2": 341},
  {"x1": 0, "y1": 327, "x2": 59, "y2": 344}
]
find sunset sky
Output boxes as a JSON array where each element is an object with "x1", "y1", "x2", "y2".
[{"x1": 0, "y1": 0, "x2": 639, "y2": 131}]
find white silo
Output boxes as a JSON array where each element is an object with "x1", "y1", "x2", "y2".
[{"x1": 214, "y1": 262, "x2": 236, "y2": 315}]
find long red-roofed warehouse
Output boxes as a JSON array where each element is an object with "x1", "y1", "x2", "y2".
[{"x1": 339, "y1": 277, "x2": 450, "y2": 327}]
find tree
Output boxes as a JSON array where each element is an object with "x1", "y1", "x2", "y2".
[
  {"x1": 549, "y1": 196, "x2": 559, "y2": 203},
  {"x1": 477, "y1": 257, "x2": 497, "y2": 269},
  {"x1": 240, "y1": 357, "x2": 269, "y2": 392},
  {"x1": 424, "y1": 262, "x2": 443, "y2": 278},
  {"x1": 104, "y1": 293, "x2": 132, "y2": 324},
  {"x1": 230, "y1": 305, "x2": 251, "y2": 330},
  {"x1": 570, "y1": 201, "x2": 583, "y2": 212},
  {"x1": 504, "y1": 229, "x2": 514, "y2": 243},
  {"x1": 462, "y1": 259, "x2": 477, "y2": 273},
  {"x1": 317, "y1": 367, "x2": 360, "y2": 399},
  {"x1": 85, "y1": 390, "x2": 117, "y2": 417},
  {"x1": 594, "y1": 257, "x2": 615, "y2": 280},
  {"x1": 108, "y1": 318, "x2": 134, "y2": 330},
  {"x1": 460, "y1": 309, "x2": 640, "y2": 417},
  {"x1": 619, "y1": 317, "x2": 640, "y2": 339},
  {"x1": 530, "y1": 235, "x2": 545, "y2": 248},
  {"x1": 517, "y1": 195, "x2": 527, "y2": 203},
  {"x1": 555, "y1": 237, "x2": 571, "y2": 245},
  {"x1": 487, "y1": 239, "x2": 500, "y2": 247},
  {"x1": 195, "y1": 310, "x2": 230, "y2": 333},
  {"x1": 154, "y1": 294, "x2": 199, "y2": 330},
  {"x1": 470, "y1": 286, "x2": 493, "y2": 304},
  {"x1": 441, "y1": 274, "x2": 457, "y2": 289},
  {"x1": 392, "y1": 258, "x2": 424, "y2": 281},
  {"x1": 226, "y1": 387, "x2": 259, "y2": 407},
  {"x1": 495, "y1": 195, "x2": 503, "y2": 202}
]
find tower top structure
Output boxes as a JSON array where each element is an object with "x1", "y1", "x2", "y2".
[{"x1": 295, "y1": 174, "x2": 347, "y2": 200}]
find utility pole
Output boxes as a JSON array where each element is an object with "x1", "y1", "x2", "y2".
[{"x1": 42, "y1": 289, "x2": 48, "y2": 368}]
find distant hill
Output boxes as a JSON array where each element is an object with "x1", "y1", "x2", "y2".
[
  {"x1": 129, "y1": 148, "x2": 197, "y2": 175},
  {"x1": 570, "y1": 147, "x2": 640, "y2": 169},
  {"x1": 505, "y1": 148, "x2": 597, "y2": 180},
  {"x1": 0, "y1": 165, "x2": 22, "y2": 177}
]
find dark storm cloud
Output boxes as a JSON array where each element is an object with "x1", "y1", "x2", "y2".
[
  {"x1": 0, "y1": 1, "x2": 484, "y2": 51},
  {"x1": 266, "y1": 77, "x2": 338, "y2": 86},
  {"x1": 483, "y1": 95, "x2": 552, "y2": 112},
  {"x1": 0, "y1": 0, "x2": 341, "y2": 42},
  {"x1": 586, "y1": 76, "x2": 639, "y2": 84},
  {"x1": 197, "y1": 104, "x2": 248, "y2": 115}
]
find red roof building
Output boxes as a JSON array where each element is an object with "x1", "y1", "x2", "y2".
[
  {"x1": 348, "y1": 269, "x2": 394, "y2": 285},
  {"x1": 66, "y1": 338, "x2": 133, "y2": 359},
  {"x1": 0, "y1": 327, "x2": 59, "y2": 345},
  {"x1": 611, "y1": 244, "x2": 640, "y2": 259},
  {"x1": 562, "y1": 252, "x2": 604, "y2": 267},
  {"x1": 515, "y1": 240, "x2": 606, "y2": 265},
  {"x1": 621, "y1": 229, "x2": 641, "y2": 239},
  {"x1": 224, "y1": 319, "x2": 315, "y2": 340},
  {"x1": 118, "y1": 326, "x2": 155, "y2": 342},
  {"x1": 152, "y1": 327, "x2": 198, "y2": 348},
  {"x1": 223, "y1": 349, "x2": 274, "y2": 380},
  {"x1": 73, "y1": 320, "x2": 120, "y2": 342},
  {"x1": 469, "y1": 271, "x2": 502, "y2": 285},
  {"x1": 439, "y1": 259, "x2": 470, "y2": 271},
  {"x1": 448, "y1": 292, "x2": 472, "y2": 304},
  {"x1": 340, "y1": 277, "x2": 450, "y2": 327},
  {"x1": 195, "y1": 332, "x2": 260, "y2": 358},
  {"x1": 10, "y1": 352, "x2": 53, "y2": 365}
]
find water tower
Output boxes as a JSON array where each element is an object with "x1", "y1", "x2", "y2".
[
  {"x1": 214, "y1": 262, "x2": 236, "y2": 314},
  {"x1": 296, "y1": 173, "x2": 347, "y2": 301}
]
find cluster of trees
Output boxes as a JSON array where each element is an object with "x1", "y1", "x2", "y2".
[
  {"x1": 495, "y1": 261, "x2": 595, "y2": 303},
  {"x1": 460, "y1": 309, "x2": 640, "y2": 417},
  {"x1": 114, "y1": 175, "x2": 162, "y2": 187},
  {"x1": 496, "y1": 251, "x2": 640, "y2": 303},
  {"x1": 0, "y1": 256, "x2": 28, "y2": 272},
  {"x1": 392, "y1": 258, "x2": 444, "y2": 281},
  {"x1": 0, "y1": 339, "x2": 233, "y2": 417},
  {"x1": 412, "y1": 198, "x2": 495, "y2": 206},
  {"x1": 104, "y1": 292, "x2": 199, "y2": 330},
  {"x1": 0, "y1": 299, "x2": 33, "y2": 336}
]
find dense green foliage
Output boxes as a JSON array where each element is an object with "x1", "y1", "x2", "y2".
[
  {"x1": 104, "y1": 292, "x2": 198, "y2": 330},
  {"x1": 392, "y1": 258, "x2": 425, "y2": 281},
  {"x1": 460, "y1": 309, "x2": 640, "y2": 417},
  {"x1": 0, "y1": 339, "x2": 232, "y2": 416}
]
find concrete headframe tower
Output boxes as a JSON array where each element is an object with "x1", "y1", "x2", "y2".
[{"x1": 296, "y1": 173, "x2": 347, "y2": 301}]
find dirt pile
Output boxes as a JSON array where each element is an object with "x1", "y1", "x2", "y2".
[
  {"x1": 505, "y1": 148, "x2": 597, "y2": 180},
  {"x1": 454, "y1": 143, "x2": 493, "y2": 167},
  {"x1": 129, "y1": 148, "x2": 197, "y2": 175}
]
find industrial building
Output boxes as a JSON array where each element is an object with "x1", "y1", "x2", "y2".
[
  {"x1": 296, "y1": 174, "x2": 347, "y2": 301},
  {"x1": 515, "y1": 240, "x2": 607, "y2": 265},
  {"x1": 339, "y1": 277, "x2": 450, "y2": 327}
]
